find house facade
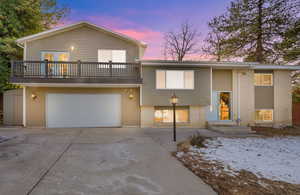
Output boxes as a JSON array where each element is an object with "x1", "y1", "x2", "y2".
[{"x1": 10, "y1": 22, "x2": 297, "y2": 128}]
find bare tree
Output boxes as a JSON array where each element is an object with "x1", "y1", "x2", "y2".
[{"x1": 163, "y1": 21, "x2": 200, "y2": 61}]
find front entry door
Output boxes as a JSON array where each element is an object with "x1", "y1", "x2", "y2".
[
  {"x1": 218, "y1": 92, "x2": 231, "y2": 120},
  {"x1": 206, "y1": 91, "x2": 232, "y2": 121}
]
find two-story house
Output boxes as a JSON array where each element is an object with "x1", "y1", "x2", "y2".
[{"x1": 10, "y1": 22, "x2": 299, "y2": 128}]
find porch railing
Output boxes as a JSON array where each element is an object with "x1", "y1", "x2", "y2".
[{"x1": 11, "y1": 60, "x2": 142, "y2": 83}]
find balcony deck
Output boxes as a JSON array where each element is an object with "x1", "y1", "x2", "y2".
[{"x1": 10, "y1": 60, "x2": 142, "y2": 84}]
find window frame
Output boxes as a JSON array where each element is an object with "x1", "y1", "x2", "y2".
[
  {"x1": 97, "y1": 49, "x2": 126, "y2": 63},
  {"x1": 155, "y1": 70, "x2": 195, "y2": 90},
  {"x1": 41, "y1": 51, "x2": 70, "y2": 61},
  {"x1": 154, "y1": 106, "x2": 190, "y2": 123},
  {"x1": 254, "y1": 73, "x2": 273, "y2": 86},
  {"x1": 255, "y1": 109, "x2": 274, "y2": 122}
]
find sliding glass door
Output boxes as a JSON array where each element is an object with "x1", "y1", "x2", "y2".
[{"x1": 41, "y1": 51, "x2": 69, "y2": 76}]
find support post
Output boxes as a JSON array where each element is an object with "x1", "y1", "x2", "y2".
[
  {"x1": 10, "y1": 60, "x2": 14, "y2": 77},
  {"x1": 45, "y1": 59, "x2": 48, "y2": 77},
  {"x1": 109, "y1": 60, "x2": 112, "y2": 77},
  {"x1": 173, "y1": 103, "x2": 176, "y2": 142},
  {"x1": 77, "y1": 60, "x2": 81, "y2": 77}
]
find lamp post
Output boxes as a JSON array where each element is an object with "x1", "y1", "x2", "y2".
[{"x1": 170, "y1": 93, "x2": 179, "y2": 142}]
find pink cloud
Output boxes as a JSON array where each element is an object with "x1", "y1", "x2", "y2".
[
  {"x1": 115, "y1": 29, "x2": 164, "y2": 59},
  {"x1": 115, "y1": 29, "x2": 161, "y2": 41},
  {"x1": 58, "y1": 16, "x2": 165, "y2": 59},
  {"x1": 56, "y1": 15, "x2": 216, "y2": 60}
]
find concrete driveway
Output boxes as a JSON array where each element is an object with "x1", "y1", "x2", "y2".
[{"x1": 0, "y1": 127, "x2": 216, "y2": 195}]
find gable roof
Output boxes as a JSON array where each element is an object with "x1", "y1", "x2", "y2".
[{"x1": 16, "y1": 21, "x2": 147, "y2": 48}]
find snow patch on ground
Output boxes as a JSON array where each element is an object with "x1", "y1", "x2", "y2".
[{"x1": 192, "y1": 137, "x2": 300, "y2": 184}]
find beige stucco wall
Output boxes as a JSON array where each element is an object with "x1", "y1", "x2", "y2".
[
  {"x1": 140, "y1": 106, "x2": 155, "y2": 127},
  {"x1": 212, "y1": 69, "x2": 232, "y2": 91},
  {"x1": 3, "y1": 89, "x2": 23, "y2": 125},
  {"x1": 274, "y1": 70, "x2": 292, "y2": 126},
  {"x1": 25, "y1": 87, "x2": 140, "y2": 127},
  {"x1": 140, "y1": 105, "x2": 206, "y2": 128},
  {"x1": 26, "y1": 26, "x2": 139, "y2": 62},
  {"x1": 232, "y1": 69, "x2": 255, "y2": 126},
  {"x1": 141, "y1": 67, "x2": 211, "y2": 106}
]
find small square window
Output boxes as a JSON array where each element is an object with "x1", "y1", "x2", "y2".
[
  {"x1": 255, "y1": 109, "x2": 273, "y2": 122},
  {"x1": 254, "y1": 73, "x2": 273, "y2": 86}
]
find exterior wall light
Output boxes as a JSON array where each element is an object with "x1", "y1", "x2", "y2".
[
  {"x1": 125, "y1": 89, "x2": 134, "y2": 100},
  {"x1": 70, "y1": 46, "x2": 75, "y2": 51},
  {"x1": 31, "y1": 93, "x2": 37, "y2": 100},
  {"x1": 129, "y1": 93, "x2": 134, "y2": 99}
]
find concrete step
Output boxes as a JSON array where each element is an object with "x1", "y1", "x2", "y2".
[
  {"x1": 208, "y1": 125, "x2": 253, "y2": 135},
  {"x1": 207, "y1": 120, "x2": 237, "y2": 126}
]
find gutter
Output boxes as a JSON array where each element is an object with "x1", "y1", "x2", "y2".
[
  {"x1": 16, "y1": 42, "x2": 24, "y2": 49},
  {"x1": 141, "y1": 62, "x2": 300, "y2": 70}
]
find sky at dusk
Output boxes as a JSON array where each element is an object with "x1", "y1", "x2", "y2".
[{"x1": 58, "y1": 0, "x2": 232, "y2": 59}]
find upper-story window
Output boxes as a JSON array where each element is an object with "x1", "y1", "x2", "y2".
[
  {"x1": 156, "y1": 70, "x2": 194, "y2": 89},
  {"x1": 41, "y1": 51, "x2": 69, "y2": 76},
  {"x1": 254, "y1": 73, "x2": 273, "y2": 86},
  {"x1": 41, "y1": 51, "x2": 69, "y2": 61},
  {"x1": 98, "y1": 49, "x2": 126, "y2": 63}
]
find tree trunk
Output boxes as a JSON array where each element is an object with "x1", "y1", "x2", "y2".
[{"x1": 256, "y1": 0, "x2": 264, "y2": 63}]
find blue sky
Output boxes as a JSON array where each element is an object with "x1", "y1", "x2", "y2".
[{"x1": 58, "y1": 0, "x2": 232, "y2": 59}]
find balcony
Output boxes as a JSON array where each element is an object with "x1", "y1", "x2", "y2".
[{"x1": 10, "y1": 60, "x2": 142, "y2": 84}]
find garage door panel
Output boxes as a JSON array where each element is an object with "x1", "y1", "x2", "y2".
[{"x1": 46, "y1": 94, "x2": 121, "y2": 128}]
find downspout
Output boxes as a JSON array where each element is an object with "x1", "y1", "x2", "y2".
[
  {"x1": 23, "y1": 86, "x2": 26, "y2": 127},
  {"x1": 210, "y1": 67, "x2": 213, "y2": 112},
  {"x1": 18, "y1": 41, "x2": 26, "y2": 127},
  {"x1": 237, "y1": 71, "x2": 241, "y2": 126}
]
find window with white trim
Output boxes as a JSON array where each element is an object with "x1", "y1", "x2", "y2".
[
  {"x1": 156, "y1": 70, "x2": 194, "y2": 89},
  {"x1": 98, "y1": 49, "x2": 126, "y2": 62},
  {"x1": 254, "y1": 73, "x2": 273, "y2": 86},
  {"x1": 154, "y1": 106, "x2": 189, "y2": 123},
  {"x1": 98, "y1": 49, "x2": 126, "y2": 68},
  {"x1": 255, "y1": 109, "x2": 273, "y2": 122}
]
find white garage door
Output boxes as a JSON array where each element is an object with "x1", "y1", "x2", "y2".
[{"x1": 46, "y1": 93, "x2": 121, "y2": 128}]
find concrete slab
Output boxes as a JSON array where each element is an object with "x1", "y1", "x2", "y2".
[
  {"x1": 0, "y1": 127, "x2": 216, "y2": 195},
  {"x1": 142, "y1": 128, "x2": 222, "y2": 152}
]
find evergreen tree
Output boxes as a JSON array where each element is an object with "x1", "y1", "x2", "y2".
[
  {"x1": 202, "y1": 16, "x2": 228, "y2": 61},
  {"x1": 276, "y1": 19, "x2": 300, "y2": 63},
  {"x1": 206, "y1": 0, "x2": 299, "y2": 63},
  {"x1": 0, "y1": 0, "x2": 68, "y2": 92}
]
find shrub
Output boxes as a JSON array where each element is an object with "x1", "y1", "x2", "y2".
[{"x1": 189, "y1": 133, "x2": 209, "y2": 148}]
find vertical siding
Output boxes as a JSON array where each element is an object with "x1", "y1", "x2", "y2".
[
  {"x1": 141, "y1": 67, "x2": 211, "y2": 106},
  {"x1": 254, "y1": 70, "x2": 274, "y2": 109},
  {"x1": 3, "y1": 89, "x2": 23, "y2": 125},
  {"x1": 254, "y1": 87, "x2": 274, "y2": 109},
  {"x1": 274, "y1": 70, "x2": 292, "y2": 125},
  {"x1": 232, "y1": 69, "x2": 255, "y2": 125},
  {"x1": 212, "y1": 69, "x2": 232, "y2": 91}
]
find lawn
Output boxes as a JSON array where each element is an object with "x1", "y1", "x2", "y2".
[{"x1": 175, "y1": 136, "x2": 300, "y2": 195}]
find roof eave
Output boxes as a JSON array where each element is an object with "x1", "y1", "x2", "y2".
[{"x1": 16, "y1": 21, "x2": 147, "y2": 48}]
